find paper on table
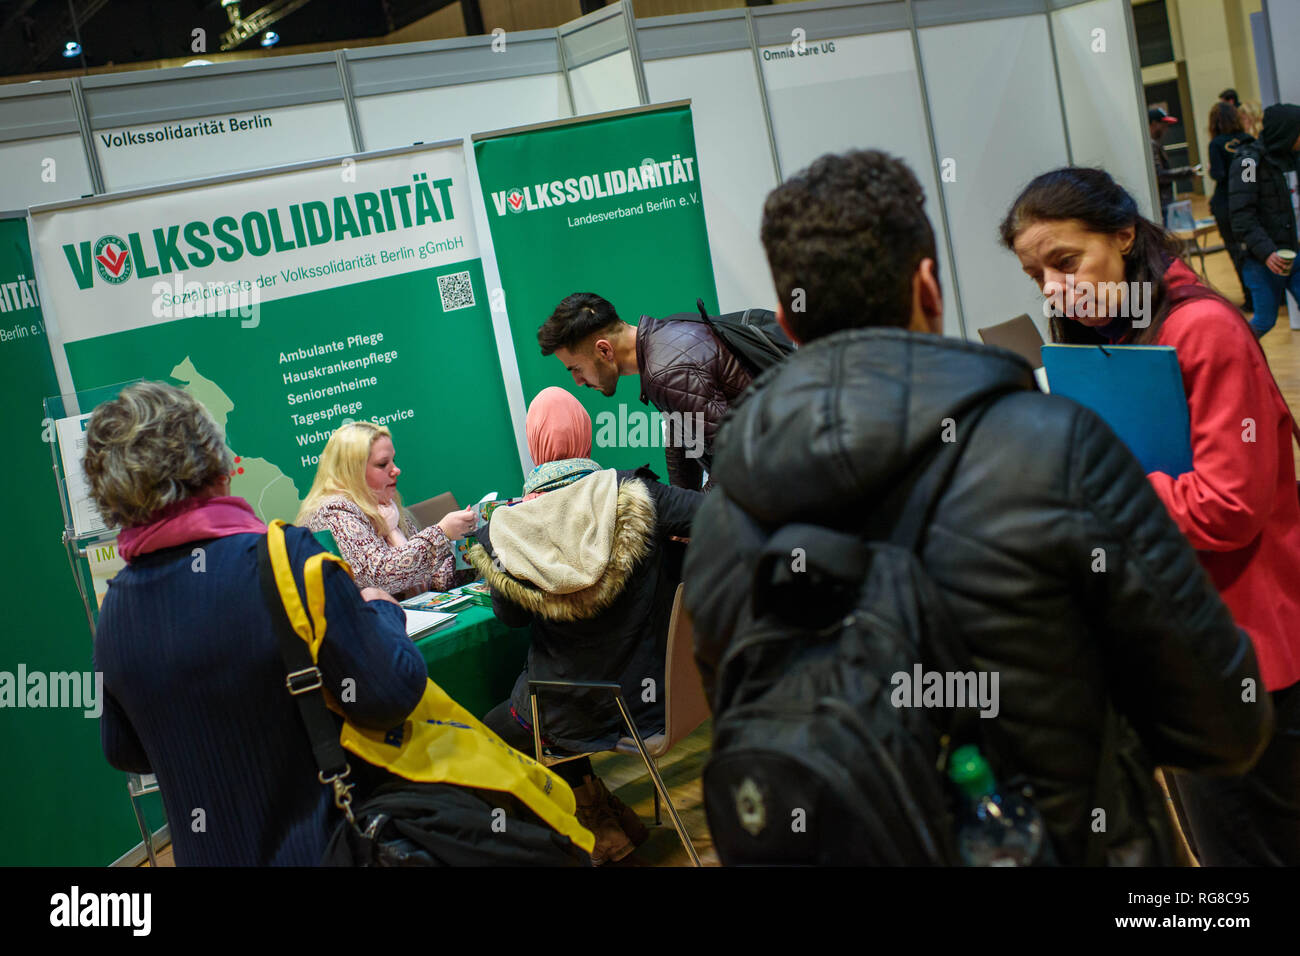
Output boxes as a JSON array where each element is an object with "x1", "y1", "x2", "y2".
[{"x1": 404, "y1": 608, "x2": 456, "y2": 638}]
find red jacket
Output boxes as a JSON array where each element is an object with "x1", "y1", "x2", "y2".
[{"x1": 1146, "y1": 260, "x2": 1300, "y2": 690}]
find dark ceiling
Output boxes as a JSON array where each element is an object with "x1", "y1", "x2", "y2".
[{"x1": 0, "y1": 0, "x2": 466, "y2": 78}]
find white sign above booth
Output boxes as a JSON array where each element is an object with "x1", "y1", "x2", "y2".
[{"x1": 92, "y1": 100, "x2": 355, "y2": 193}]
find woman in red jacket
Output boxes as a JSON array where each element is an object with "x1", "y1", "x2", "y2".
[{"x1": 1001, "y1": 167, "x2": 1300, "y2": 865}]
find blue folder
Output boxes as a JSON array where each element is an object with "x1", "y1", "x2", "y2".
[{"x1": 1041, "y1": 344, "x2": 1193, "y2": 477}]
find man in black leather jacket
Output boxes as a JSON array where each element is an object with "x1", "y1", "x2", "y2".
[
  {"x1": 538, "y1": 293, "x2": 753, "y2": 491},
  {"x1": 682, "y1": 149, "x2": 1271, "y2": 865}
]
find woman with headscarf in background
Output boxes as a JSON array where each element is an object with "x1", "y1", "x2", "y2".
[{"x1": 470, "y1": 387, "x2": 704, "y2": 864}]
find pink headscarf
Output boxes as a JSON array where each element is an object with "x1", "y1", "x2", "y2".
[{"x1": 526, "y1": 387, "x2": 592, "y2": 466}]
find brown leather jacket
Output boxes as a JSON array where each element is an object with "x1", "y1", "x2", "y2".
[{"x1": 636, "y1": 314, "x2": 753, "y2": 490}]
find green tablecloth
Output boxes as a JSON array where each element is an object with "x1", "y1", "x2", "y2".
[{"x1": 412, "y1": 604, "x2": 530, "y2": 719}]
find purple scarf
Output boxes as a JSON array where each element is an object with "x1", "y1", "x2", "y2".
[{"x1": 117, "y1": 496, "x2": 267, "y2": 563}]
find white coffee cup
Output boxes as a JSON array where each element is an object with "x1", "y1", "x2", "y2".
[{"x1": 1279, "y1": 249, "x2": 1296, "y2": 275}]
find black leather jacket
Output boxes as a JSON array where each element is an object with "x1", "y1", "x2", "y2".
[
  {"x1": 636, "y1": 314, "x2": 753, "y2": 490},
  {"x1": 683, "y1": 328, "x2": 1271, "y2": 864}
]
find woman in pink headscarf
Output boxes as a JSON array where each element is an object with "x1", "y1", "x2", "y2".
[
  {"x1": 469, "y1": 387, "x2": 704, "y2": 864},
  {"x1": 521, "y1": 387, "x2": 601, "y2": 500}
]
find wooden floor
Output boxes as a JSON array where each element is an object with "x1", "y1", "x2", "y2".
[{"x1": 137, "y1": 198, "x2": 1297, "y2": 869}]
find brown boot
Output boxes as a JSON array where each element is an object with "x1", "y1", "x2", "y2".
[
  {"x1": 603, "y1": 786, "x2": 650, "y2": 848},
  {"x1": 572, "y1": 775, "x2": 634, "y2": 865}
]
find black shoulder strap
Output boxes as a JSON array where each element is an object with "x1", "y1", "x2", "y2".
[
  {"x1": 887, "y1": 388, "x2": 1017, "y2": 555},
  {"x1": 255, "y1": 534, "x2": 352, "y2": 782},
  {"x1": 879, "y1": 389, "x2": 1035, "y2": 812}
]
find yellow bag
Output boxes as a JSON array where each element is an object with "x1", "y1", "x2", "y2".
[{"x1": 266, "y1": 519, "x2": 594, "y2": 853}]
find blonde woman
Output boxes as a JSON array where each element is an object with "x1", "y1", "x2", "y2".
[
  {"x1": 297, "y1": 422, "x2": 475, "y2": 596},
  {"x1": 1238, "y1": 100, "x2": 1263, "y2": 139}
]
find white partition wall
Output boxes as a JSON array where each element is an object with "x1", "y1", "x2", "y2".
[
  {"x1": 1262, "y1": 0, "x2": 1300, "y2": 103},
  {"x1": 916, "y1": 3, "x2": 1070, "y2": 341},
  {"x1": 752, "y1": 1, "x2": 965, "y2": 337},
  {"x1": 560, "y1": 3, "x2": 645, "y2": 114},
  {"x1": 639, "y1": 10, "x2": 780, "y2": 312},
  {"x1": 347, "y1": 32, "x2": 572, "y2": 149},
  {"x1": 79, "y1": 54, "x2": 357, "y2": 192},
  {"x1": 0, "y1": 80, "x2": 95, "y2": 209},
  {"x1": 1050, "y1": 0, "x2": 1158, "y2": 219}
]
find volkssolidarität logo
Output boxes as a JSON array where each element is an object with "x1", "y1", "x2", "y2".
[
  {"x1": 93, "y1": 235, "x2": 132, "y2": 284},
  {"x1": 505, "y1": 187, "x2": 526, "y2": 214}
]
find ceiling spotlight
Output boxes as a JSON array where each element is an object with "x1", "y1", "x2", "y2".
[
  {"x1": 260, "y1": 31, "x2": 279, "y2": 48},
  {"x1": 62, "y1": 41, "x2": 82, "y2": 58}
]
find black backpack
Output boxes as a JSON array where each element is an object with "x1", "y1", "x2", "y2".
[
  {"x1": 702, "y1": 393, "x2": 1040, "y2": 865},
  {"x1": 662, "y1": 299, "x2": 797, "y2": 378}
]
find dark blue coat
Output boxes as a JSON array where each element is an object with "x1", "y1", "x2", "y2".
[{"x1": 94, "y1": 526, "x2": 426, "y2": 865}]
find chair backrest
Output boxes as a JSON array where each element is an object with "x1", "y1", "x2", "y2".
[
  {"x1": 1165, "y1": 199, "x2": 1195, "y2": 233},
  {"x1": 977, "y1": 313, "x2": 1045, "y2": 369},
  {"x1": 406, "y1": 492, "x2": 460, "y2": 531},
  {"x1": 662, "y1": 583, "x2": 710, "y2": 747}
]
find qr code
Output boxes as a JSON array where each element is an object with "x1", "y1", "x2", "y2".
[{"x1": 438, "y1": 271, "x2": 475, "y2": 312}]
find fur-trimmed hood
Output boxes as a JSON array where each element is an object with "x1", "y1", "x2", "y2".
[{"x1": 467, "y1": 473, "x2": 655, "y2": 622}]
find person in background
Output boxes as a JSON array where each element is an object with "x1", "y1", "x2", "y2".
[
  {"x1": 684, "y1": 149, "x2": 1269, "y2": 866},
  {"x1": 88, "y1": 383, "x2": 425, "y2": 865},
  {"x1": 1149, "y1": 106, "x2": 1202, "y2": 221},
  {"x1": 1228, "y1": 103, "x2": 1300, "y2": 338},
  {"x1": 1002, "y1": 166, "x2": 1300, "y2": 865},
  {"x1": 1220, "y1": 88, "x2": 1241, "y2": 109},
  {"x1": 1207, "y1": 100, "x2": 1256, "y2": 311},
  {"x1": 1238, "y1": 100, "x2": 1264, "y2": 139},
  {"x1": 297, "y1": 421, "x2": 475, "y2": 597},
  {"x1": 469, "y1": 387, "x2": 703, "y2": 864},
  {"x1": 537, "y1": 292, "x2": 751, "y2": 491}
]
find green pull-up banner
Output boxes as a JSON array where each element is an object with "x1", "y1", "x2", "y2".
[
  {"x1": 0, "y1": 215, "x2": 140, "y2": 865},
  {"x1": 473, "y1": 102, "x2": 718, "y2": 475},
  {"x1": 31, "y1": 142, "x2": 522, "y2": 522}
]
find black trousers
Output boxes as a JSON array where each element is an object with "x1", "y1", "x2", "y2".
[
  {"x1": 482, "y1": 700, "x2": 594, "y2": 787},
  {"x1": 1171, "y1": 681, "x2": 1300, "y2": 865},
  {"x1": 1210, "y1": 194, "x2": 1252, "y2": 307}
]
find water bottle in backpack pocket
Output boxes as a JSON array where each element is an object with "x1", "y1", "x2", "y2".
[{"x1": 702, "y1": 521, "x2": 1055, "y2": 866}]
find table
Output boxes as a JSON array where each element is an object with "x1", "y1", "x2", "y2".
[{"x1": 412, "y1": 604, "x2": 530, "y2": 719}]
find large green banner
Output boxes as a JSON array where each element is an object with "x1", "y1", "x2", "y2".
[
  {"x1": 0, "y1": 215, "x2": 141, "y2": 865},
  {"x1": 31, "y1": 143, "x2": 521, "y2": 522},
  {"x1": 474, "y1": 103, "x2": 718, "y2": 475}
]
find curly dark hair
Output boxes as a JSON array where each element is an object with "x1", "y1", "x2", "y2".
[
  {"x1": 1209, "y1": 101, "x2": 1245, "y2": 138},
  {"x1": 760, "y1": 150, "x2": 938, "y2": 342},
  {"x1": 537, "y1": 292, "x2": 624, "y2": 356}
]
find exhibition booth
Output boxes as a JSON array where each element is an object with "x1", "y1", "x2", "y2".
[{"x1": 0, "y1": 0, "x2": 1171, "y2": 865}]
